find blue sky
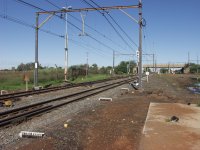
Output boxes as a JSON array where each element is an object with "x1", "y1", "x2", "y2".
[{"x1": 0, "y1": 0, "x2": 200, "y2": 69}]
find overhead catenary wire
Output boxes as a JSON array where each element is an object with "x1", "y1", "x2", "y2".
[
  {"x1": 79, "y1": 37, "x2": 112, "y2": 55},
  {"x1": 45, "y1": 0, "x2": 60, "y2": 9},
  {"x1": 69, "y1": 38, "x2": 110, "y2": 58},
  {"x1": 69, "y1": 13, "x2": 127, "y2": 51},
  {"x1": 46, "y1": 0, "x2": 119, "y2": 54},
  {"x1": 0, "y1": 13, "x2": 64, "y2": 38},
  {"x1": 89, "y1": 0, "x2": 138, "y2": 48},
  {"x1": 44, "y1": 0, "x2": 127, "y2": 51},
  {"x1": 0, "y1": 13, "x2": 110, "y2": 66},
  {"x1": 82, "y1": 0, "x2": 134, "y2": 52},
  {"x1": 14, "y1": 0, "x2": 81, "y2": 31},
  {"x1": 14, "y1": 0, "x2": 118, "y2": 53},
  {"x1": 2, "y1": 0, "x2": 138, "y2": 68}
]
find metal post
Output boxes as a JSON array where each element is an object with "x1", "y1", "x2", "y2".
[
  {"x1": 34, "y1": 13, "x2": 39, "y2": 87},
  {"x1": 168, "y1": 62, "x2": 170, "y2": 73},
  {"x1": 197, "y1": 55, "x2": 199, "y2": 74},
  {"x1": 64, "y1": 11, "x2": 68, "y2": 81},
  {"x1": 153, "y1": 53, "x2": 155, "y2": 72},
  {"x1": 86, "y1": 52, "x2": 88, "y2": 78},
  {"x1": 138, "y1": 0, "x2": 143, "y2": 88},
  {"x1": 26, "y1": 81, "x2": 28, "y2": 91},
  {"x1": 129, "y1": 59, "x2": 131, "y2": 74},
  {"x1": 127, "y1": 64, "x2": 129, "y2": 74},
  {"x1": 113, "y1": 50, "x2": 115, "y2": 74}
]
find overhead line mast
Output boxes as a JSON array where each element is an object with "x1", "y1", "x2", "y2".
[
  {"x1": 37, "y1": 5, "x2": 139, "y2": 14},
  {"x1": 34, "y1": 2, "x2": 143, "y2": 88},
  {"x1": 45, "y1": 0, "x2": 129, "y2": 51},
  {"x1": 88, "y1": 0, "x2": 138, "y2": 48},
  {"x1": 138, "y1": 0, "x2": 143, "y2": 89},
  {"x1": 82, "y1": 0, "x2": 134, "y2": 51}
]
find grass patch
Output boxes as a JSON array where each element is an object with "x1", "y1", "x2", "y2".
[
  {"x1": 0, "y1": 71, "x2": 110, "y2": 91},
  {"x1": 165, "y1": 118, "x2": 171, "y2": 122},
  {"x1": 0, "y1": 69, "x2": 64, "y2": 91},
  {"x1": 71, "y1": 74, "x2": 110, "y2": 83},
  {"x1": 39, "y1": 80, "x2": 64, "y2": 87}
]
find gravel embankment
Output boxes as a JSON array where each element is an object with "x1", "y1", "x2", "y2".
[
  {"x1": 0, "y1": 80, "x2": 131, "y2": 148},
  {"x1": 0, "y1": 78, "x2": 127, "y2": 112}
]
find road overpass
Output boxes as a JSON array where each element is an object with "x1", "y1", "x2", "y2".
[{"x1": 143, "y1": 63, "x2": 185, "y2": 68}]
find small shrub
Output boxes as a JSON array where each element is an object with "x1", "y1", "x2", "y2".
[
  {"x1": 197, "y1": 101, "x2": 200, "y2": 107},
  {"x1": 165, "y1": 118, "x2": 171, "y2": 122}
]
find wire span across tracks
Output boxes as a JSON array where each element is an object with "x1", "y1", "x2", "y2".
[{"x1": 0, "y1": 77, "x2": 135, "y2": 127}]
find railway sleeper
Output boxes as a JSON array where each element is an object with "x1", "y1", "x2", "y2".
[
  {"x1": 0, "y1": 105, "x2": 53, "y2": 127},
  {"x1": 11, "y1": 116, "x2": 27, "y2": 125},
  {"x1": 0, "y1": 114, "x2": 9, "y2": 119},
  {"x1": 0, "y1": 79, "x2": 133, "y2": 127}
]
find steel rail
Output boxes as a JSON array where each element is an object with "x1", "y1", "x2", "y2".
[
  {"x1": 0, "y1": 78, "x2": 133, "y2": 127},
  {"x1": 0, "y1": 78, "x2": 131, "y2": 116},
  {"x1": 0, "y1": 76, "x2": 127, "y2": 101}
]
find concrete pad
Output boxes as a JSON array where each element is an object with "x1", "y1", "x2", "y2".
[{"x1": 139, "y1": 103, "x2": 200, "y2": 150}]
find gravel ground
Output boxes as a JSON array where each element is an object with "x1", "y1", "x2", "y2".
[
  {"x1": 0, "y1": 78, "x2": 126, "y2": 112},
  {"x1": 1, "y1": 74, "x2": 199, "y2": 150},
  {"x1": 0, "y1": 79, "x2": 131, "y2": 149}
]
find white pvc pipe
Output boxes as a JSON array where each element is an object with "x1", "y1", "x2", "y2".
[{"x1": 19, "y1": 131, "x2": 44, "y2": 138}]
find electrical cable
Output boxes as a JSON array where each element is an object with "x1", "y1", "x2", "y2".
[
  {"x1": 82, "y1": 0, "x2": 134, "y2": 51},
  {"x1": 44, "y1": 0, "x2": 119, "y2": 54},
  {"x1": 0, "y1": 13, "x2": 110, "y2": 65},
  {"x1": 69, "y1": 38, "x2": 110, "y2": 58},
  {"x1": 45, "y1": 0, "x2": 60, "y2": 9},
  {"x1": 79, "y1": 37, "x2": 112, "y2": 55},
  {"x1": 89, "y1": 0, "x2": 138, "y2": 48},
  {"x1": 14, "y1": 0, "x2": 118, "y2": 53},
  {"x1": 44, "y1": 0, "x2": 127, "y2": 51},
  {"x1": 0, "y1": 13, "x2": 64, "y2": 38}
]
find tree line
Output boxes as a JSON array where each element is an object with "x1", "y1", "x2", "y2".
[{"x1": 13, "y1": 61, "x2": 136, "y2": 79}]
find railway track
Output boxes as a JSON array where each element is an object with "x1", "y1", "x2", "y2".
[
  {"x1": 0, "y1": 76, "x2": 128, "y2": 102},
  {"x1": 0, "y1": 77, "x2": 134, "y2": 127}
]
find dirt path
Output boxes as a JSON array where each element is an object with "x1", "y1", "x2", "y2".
[{"x1": 139, "y1": 103, "x2": 200, "y2": 150}]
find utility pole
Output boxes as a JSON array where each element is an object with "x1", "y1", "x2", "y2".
[
  {"x1": 35, "y1": 4, "x2": 140, "y2": 86},
  {"x1": 168, "y1": 62, "x2": 170, "y2": 74},
  {"x1": 138, "y1": 0, "x2": 143, "y2": 88},
  {"x1": 64, "y1": 7, "x2": 69, "y2": 81},
  {"x1": 86, "y1": 52, "x2": 88, "y2": 78},
  {"x1": 113, "y1": 50, "x2": 115, "y2": 74},
  {"x1": 34, "y1": 12, "x2": 54, "y2": 87},
  {"x1": 197, "y1": 55, "x2": 199, "y2": 74},
  {"x1": 126, "y1": 59, "x2": 131, "y2": 75},
  {"x1": 153, "y1": 53, "x2": 155, "y2": 72},
  {"x1": 34, "y1": 13, "x2": 39, "y2": 87}
]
